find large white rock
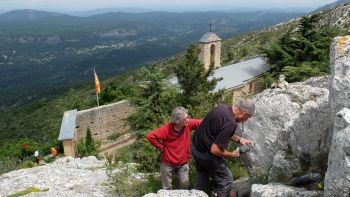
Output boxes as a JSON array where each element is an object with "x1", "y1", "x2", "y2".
[
  {"x1": 232, "y1": 177, "x2": 251, "y2": 197},
  {"x1": 324, "y1": 108, "x2": 350, "y2": 196},
  {"x1": 239, "y1": 78, "x2": 330, "y2": 182},
  {"x1": 329, "y1": 36, "x2": 350, "y2": 133},
  {"x1": 324, "y1": 36, "x2": 350, "y2": 197},
  {"x1": 143, "y1": 189, "x2": 208, "y2": 197},
  {"x1": 251, "y1": 183, "x2": 323, "y2": 197},
  {"x1": 268, "y1": 150, "x2": 302, "y2": 183},
  {"x1": 0, "y1": 156, "x2": 108, "y2": 197}
]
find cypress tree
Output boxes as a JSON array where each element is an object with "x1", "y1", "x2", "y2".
[{"x1": 85, "y1": 127, "x2": 96, "y2": 154}]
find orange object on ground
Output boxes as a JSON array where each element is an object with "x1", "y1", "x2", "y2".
[{"x1": 50, "y1": 147, "x2": 57, "y2": 157}]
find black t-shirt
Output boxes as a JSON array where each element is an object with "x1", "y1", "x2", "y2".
[{"x1": 192, "y1": 104, "x2": 237, "y2": 153}]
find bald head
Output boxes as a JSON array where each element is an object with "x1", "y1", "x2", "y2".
[{"x1": 235, "y1": 99, "x2": 255, "y2": 115}]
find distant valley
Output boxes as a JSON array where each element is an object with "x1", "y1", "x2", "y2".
[{"x1": 0, "y1": 9, "x2": 305, "y2": 109}]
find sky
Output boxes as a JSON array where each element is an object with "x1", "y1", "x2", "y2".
[{"x1": 0, "y1": 0, "x2": 337, "y2": 11}]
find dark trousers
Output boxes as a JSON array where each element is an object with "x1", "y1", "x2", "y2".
[{"x1": 191, "y1": 145, "x2": 233, "y2": 197}]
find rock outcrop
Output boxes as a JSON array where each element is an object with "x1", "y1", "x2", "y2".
[
  {"x1": 143, "y1": 189, "x2": 208, "y2": 197},
  {"x1": 324, "y1": 108, "x2": 350, "y2": 196},
  {"x1": 251, "y1": 183, "x2": 323, "y2": 197},
  {"x1": 324, "y1": 36, "x2": 350, "y2": 197},
  {"x1": 0, "y1": 156, "x2": 108, "y2": 197},
  {"x1": 238, "y1": 36, "x2": 350, "y2": 196},
  {"x1": 238, "y1": 76, "x2": 331, "y2": 183}
]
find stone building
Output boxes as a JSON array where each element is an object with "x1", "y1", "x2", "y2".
[
  {"x1": 198, "y1": 32, "x2": 222, "y2": 70},
  {"x1": 197, "y1": 31, "x2": 269, "y2": 100},
  {"x1": 58, "y1": 100, "x2": 134, "y2": 157}
]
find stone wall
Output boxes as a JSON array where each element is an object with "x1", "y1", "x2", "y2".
[
  {"x1": 74, "y1": 100, "x2": 134, "y2": 153},
  {"x1": 198, "y1": 41, "x2": 221, "y2": 70}
]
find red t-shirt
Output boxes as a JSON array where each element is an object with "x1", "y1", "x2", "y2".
[{"x1": 146, "y1": 119, "x2": 201, "y2": 165}]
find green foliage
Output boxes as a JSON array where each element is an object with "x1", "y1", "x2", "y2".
[
  {"x1": 65, "y1": 88, "x2": 83, "y2": 110},
  {"x1": 282, "y1": 62, "x2": 323, "y2": 82},
  {"x1": 7, "y1": 187, "x2": 42, "y2": 197},
  {"x1": 263, "y1": 14, "x2": 343, "y2": 82},
  {"x1": 107, "y1": 133, "x2": 121, "y2": 142},
  {"x1": 85, "y1": 127, "x2": 96, "y2": 154},
  {"x1": 174, "y1": 44, "x2": 224, "y2": 117},
  {"x1": 114, "y1": 146, "x2": 134, "y2": 164},
  {"x1": 298, "y1": 14, "x2": 320, "y2": 39},
  {"x1": 128, "y1": 66, "x2": 179, "y2": 131},
  {"x1": 76, "y1": 127, "x2": 99, "y2": 158},
  {"x1": 0, "y1": 138, "x2": 48, "y2": 174},
  {"x1": 108, "y1": 162, "x2": 162, "y2": 196},
  {"x1": 256, "y1": 73, "x2": 276, "y2": 91},
  {"x1": 76, "y1": 139, "x2": 88, "y2": 158},
  {"x1": 228, "y1": 159, "x2": 249, "y2": 179},
  {"x1": 250, "y1": 166, "x2": 269, "y2": 184},
  {"x1": 19, "y1": 160, "x2": 34, "y2": 169},
  {"x1": 133, "y1": 138, "x2": 161, "y2": 172},
  {"x1": 100, "y1": 82, "x2": 139, "y2": 104}
]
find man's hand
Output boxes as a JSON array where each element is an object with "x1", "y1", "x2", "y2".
[{"x1": 240, "y1": 138, "x2": 255, "y2": 145}]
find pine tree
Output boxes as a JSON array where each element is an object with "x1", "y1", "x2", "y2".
[
  {"x1": 128, "y1": 66, "x2": 179, "y2": 132},
  {"x1": 174, "y1": 44, "x2": 224, "y2": 117},
  {"x1": 263, "y1": 13, "x2": 343, "y2": 82}
]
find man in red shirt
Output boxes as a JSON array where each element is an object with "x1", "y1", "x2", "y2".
[{"x1": 146, "y1": 106, "x2": 201, "y2": 190}]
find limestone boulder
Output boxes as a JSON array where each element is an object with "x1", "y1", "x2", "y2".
[
  {"x1": 143, "y1": 189, "x2": 208, "y2": 197},
  {"x1": 251, "y1": 183, "x2": 323, "y2": 197},
  {"x1": 232, "y1": 177, "x2": 251, "y2": 197},
  {"x1": 239, "y1": 78, "x2": 330, "y2": 182},
  {"x1": 324, "y1": 108, "x2": 350, "y2": 196},
  {"x1": 239, "y1": 89, "x2": 301, "y2": 182},
  {"x1": 268, "y1": 150, "x2": 302, "y2": 183},
  {"x1": 287, "y1": 99, "x2": 332, "y2": 169},
  {"x1": 329, "y1": 36, "x2": 350, "y2": 131},
  {"x1": 0, "y1": 156, "x2": 108, "y2": 197}
]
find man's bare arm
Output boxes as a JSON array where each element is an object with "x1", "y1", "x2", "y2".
[{"x1": 210, "y1": 143, "x2": 240, "y2": 158}]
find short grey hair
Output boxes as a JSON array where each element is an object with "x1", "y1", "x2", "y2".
[
  {"x1": 171, "y1": 106, "x2": 188, "y2": 124},
  {"x1": 235, "y1": 99, "x2": 255, "y2": 115}
]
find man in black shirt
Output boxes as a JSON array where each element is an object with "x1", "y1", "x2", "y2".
[{"x1": 191, "y1": 99, "x2": 255, "y2": 197}]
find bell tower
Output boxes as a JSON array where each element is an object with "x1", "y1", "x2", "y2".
[{"x1": 198, "y1": 28, "x2": 222, "y2": 70}]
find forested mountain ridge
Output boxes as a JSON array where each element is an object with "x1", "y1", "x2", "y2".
[{"x1": 0, "y1": 9, "x2": 304, "y2": 109}]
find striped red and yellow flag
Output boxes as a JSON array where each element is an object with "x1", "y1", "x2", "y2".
[{"x1": 94, "y1": 69, "x2": 101, "y2": 94}]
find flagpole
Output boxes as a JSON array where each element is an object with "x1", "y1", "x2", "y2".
[{"x1": 96, "y1": 93, "x2": 99, "y2": 107}]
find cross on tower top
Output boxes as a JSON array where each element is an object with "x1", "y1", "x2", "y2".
[{"x1": 209, "y1": 21, "x2": 212, "y2": 32}]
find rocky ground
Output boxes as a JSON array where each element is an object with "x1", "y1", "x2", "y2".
[{"x1": 0, "y1": 156, "x2": 109, "y2": 197}]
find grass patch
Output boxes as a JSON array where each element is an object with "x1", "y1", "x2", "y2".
[
  {"x1": 7, "y1": 187, "x2": 44, "y2": 197},
  {"x1": 107, "y1": 133, "x2": 122, "y2": 142}
]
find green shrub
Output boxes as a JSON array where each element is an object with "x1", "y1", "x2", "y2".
[
  {"x1": 107, "y1": 133, "x2": 121, "y2": 142},
  {"x1": 76, "y1": 139, "x2": 87, "y2": 157},
  {"x1": 76, "y1": 127, "x2": 99, "y2": 158},
  {"x1": 133, "y1": 138, "x2": 160, "y2": 172},
  {"x1": 19, "y1": 159, "x2": 34, "y2": 169},
  {"x1": 109, "y1": 162, "x2": 162, "y2": 196}
]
